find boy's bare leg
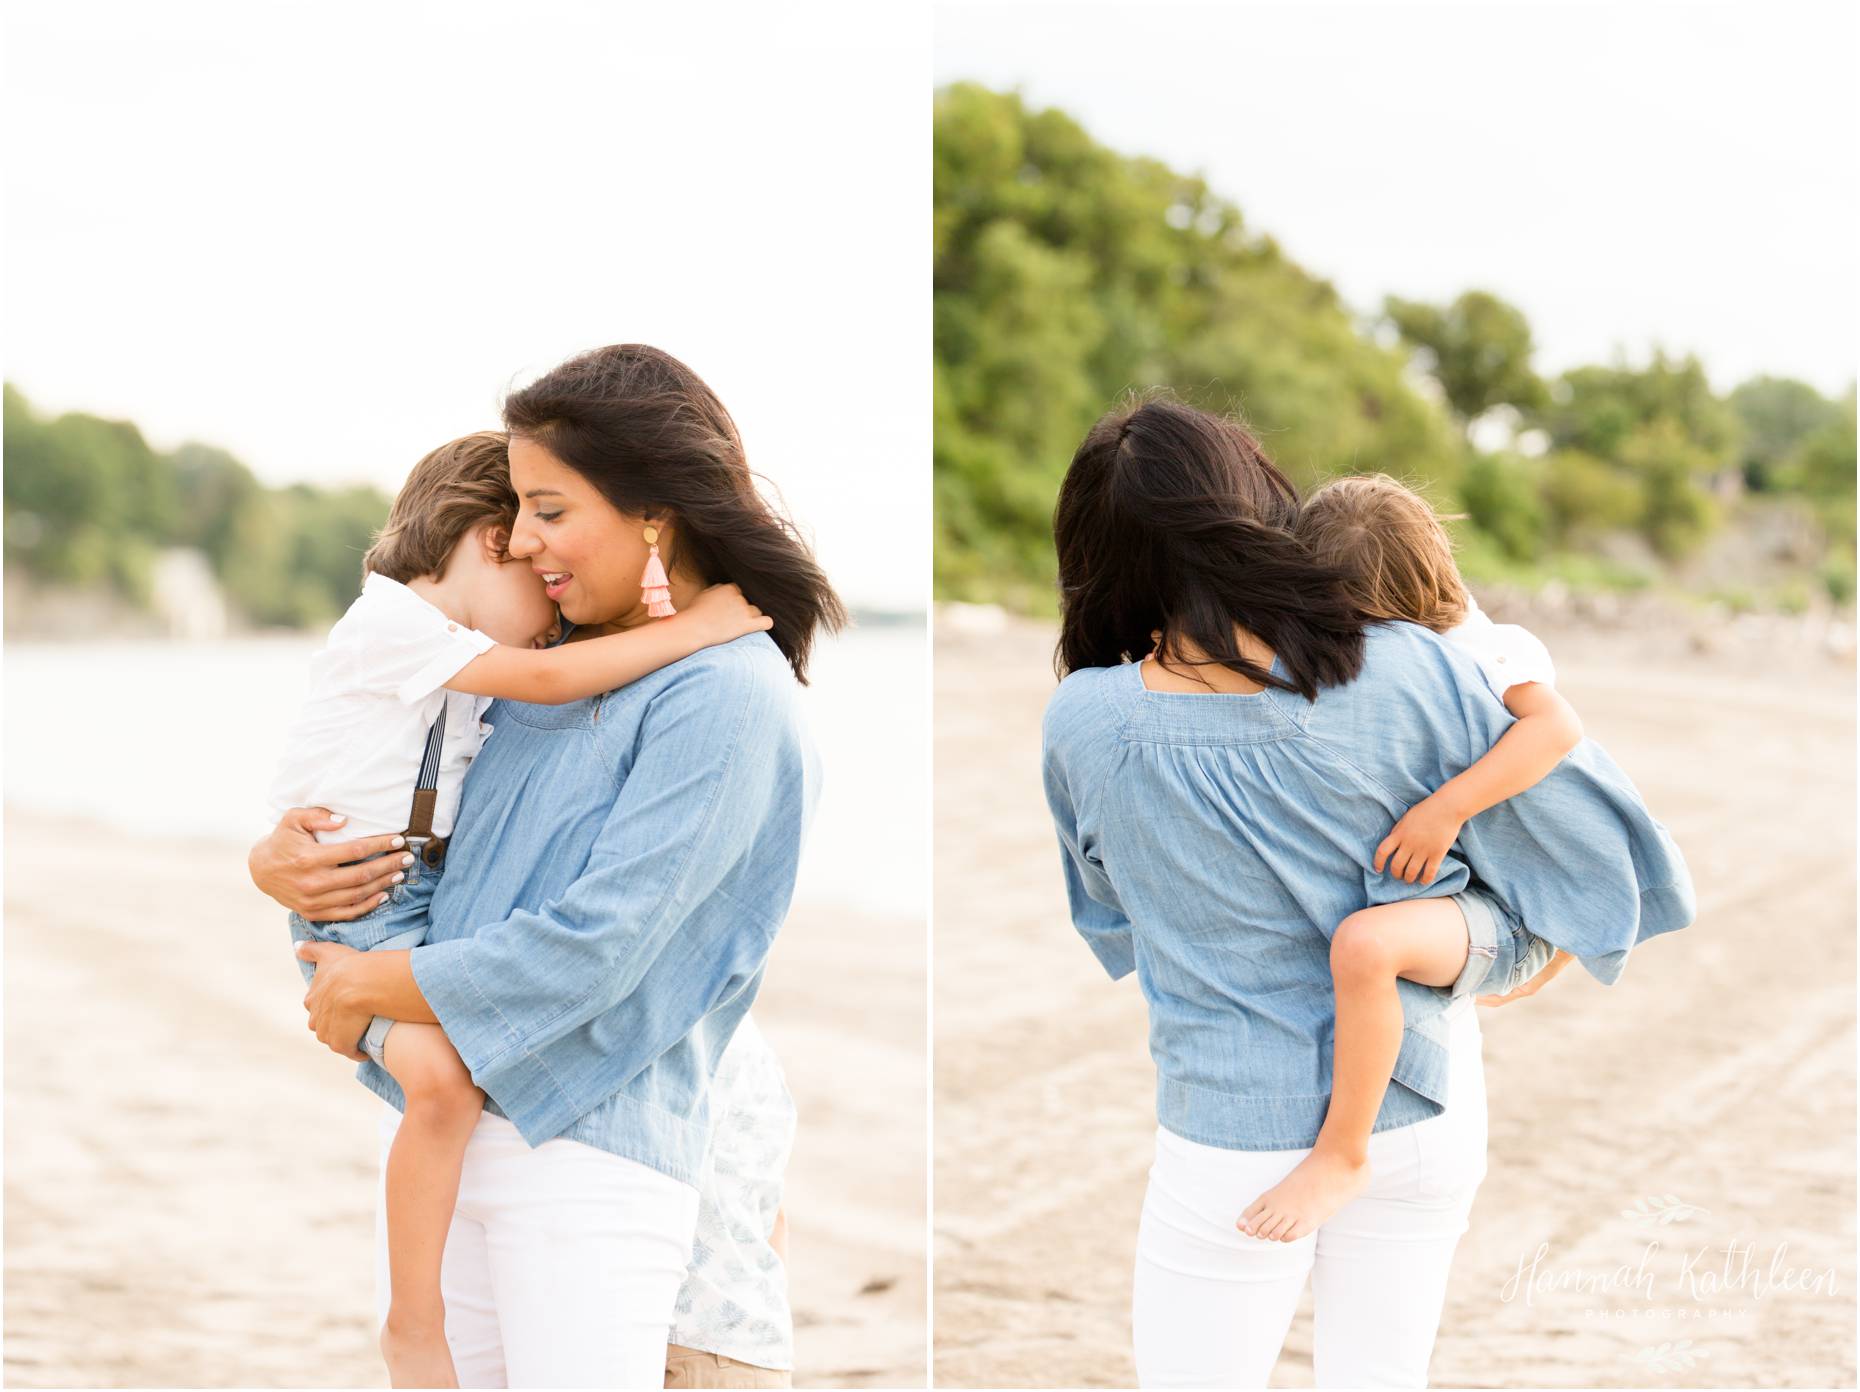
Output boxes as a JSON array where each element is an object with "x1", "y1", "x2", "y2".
[
  {"x1": 376, "y1": 1021, "x2": 484, "y2": 1390},
  {"x1": 1239, "y1": 897, "x2": 1470, "y2": 1243}
]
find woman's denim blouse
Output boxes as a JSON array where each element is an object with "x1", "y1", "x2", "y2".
[
  {"x1": 1041, "y1": 621, "x2": 1694, "y2": 1152},
  {"x1": 352, "y1": 631, "x2": 820, "y2": 1187}
]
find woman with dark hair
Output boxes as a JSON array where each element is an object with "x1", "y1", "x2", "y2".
[
  {"x1": 251, "y1": 345, "x2": 843, "y2": 1386},
  {"x1": 1042, "y1": 396, "x2": 1692, "y2": 1388}
]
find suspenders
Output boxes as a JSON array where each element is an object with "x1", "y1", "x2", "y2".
[{"x1": 403, "y1": 701, "x2": 449, "y2": 870}]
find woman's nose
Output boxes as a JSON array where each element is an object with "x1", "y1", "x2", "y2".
[{"x1": 507, "y1": 519, "x2": 540, "y2": 559}]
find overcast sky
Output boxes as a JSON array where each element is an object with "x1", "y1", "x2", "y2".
[
  {"x1": 5, "y1": 0, "x2": 927, "y2": 610},
  {"x1": 936, "y1": 0, "x2": 1856, "y2": 398}
]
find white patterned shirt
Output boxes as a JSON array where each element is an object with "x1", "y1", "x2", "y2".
[{"x1": 668, "y1": 1014, "x2": 796, "y2": 1370}]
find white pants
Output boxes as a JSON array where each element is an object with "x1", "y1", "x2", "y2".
[
  {"x1": 1133, "y1": 1000, "x2": 1488, "y2": 1389},
  {"x1": 375, "y1": 1103, "x2": 699, "y2": 1389}
]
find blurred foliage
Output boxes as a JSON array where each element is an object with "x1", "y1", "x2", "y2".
[
  {"x1": 934, "y1": 84, "x2": 1855, "y2": 610},
  {"x1": 1461, "y1": 453, "x2": 1549, "y2": 562},
  {"x1": 934, "y1": 83, "x2": 1461, "y2": 608},
  {"x1": 1384, "y1": 290, "x2": 1547, "y2": 429},
  {"x1": 5, "y1": 383, "x2": 391, "y2": 627}
]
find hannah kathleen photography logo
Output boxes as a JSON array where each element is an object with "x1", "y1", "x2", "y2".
[{"x1": 1496, "y1": 1191, "x2": 1842, "y2": 1366}]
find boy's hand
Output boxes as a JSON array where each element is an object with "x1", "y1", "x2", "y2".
[
  {"x1": 681, "y1": 582, "x2": 774, "y2": 644},
  {"x1": 1373, "y1": 794, "x2": 1465, "y2": 885}
]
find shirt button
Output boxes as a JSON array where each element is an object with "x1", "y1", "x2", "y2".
[
  {"x1": 448, "y1": 623, "x2": 458, "y2": 632},
  {"x1": 1496, "y1": 655, "x2": 1507, "y2": 662}
]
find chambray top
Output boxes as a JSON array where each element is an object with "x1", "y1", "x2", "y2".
[
  {"x1": 353, "y1": 630, "x2": 820, "y2": 1187},
  {"x1": 1042, "y1": 620, "x2": 1695, "y2": 1152}
]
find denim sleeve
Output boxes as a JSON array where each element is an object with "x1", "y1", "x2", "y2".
[
  {"x1": 1042, "y1": 705, "x2": 1136, "y2": 981},
  {"x1": 409, "y1": 657, "x2": 802, "y2": 1087}
]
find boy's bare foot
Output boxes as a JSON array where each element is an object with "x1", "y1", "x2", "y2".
[
  {"x1": 1238, "y1": 1148, "x2": 1371, "y2": 1243},
  {"x1": 380, "y1": 1312, "x2": 458, "y2": 1390}
]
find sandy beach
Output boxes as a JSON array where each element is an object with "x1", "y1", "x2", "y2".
[
  {"x1": 932, "y1": 613, "x2": 1856, "y2": 1389},
  {"x1": 2, "y1": 814, "x2": 926, "y2": 1389}
]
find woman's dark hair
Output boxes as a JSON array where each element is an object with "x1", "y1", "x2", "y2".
[
  {"x1": 1053, "y1": 395, "x2": 1366, "y2": 699},
  {"x1": 504, "y1": 344, "x2": 846, "y2": 683}
]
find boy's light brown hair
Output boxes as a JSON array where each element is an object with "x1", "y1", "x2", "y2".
[
  {"x1": 1296, "y1": 474, "x2": 1469, "y2": 633},
  {"x1": 362, "y1": 431, "x2": 516, "y2": 584}
]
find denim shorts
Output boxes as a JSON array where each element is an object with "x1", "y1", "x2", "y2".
[
  {"x1": 287, "y1": 848, "x2": 442, "y2": 1069},
  {"x1": 1448, "y1": 885, "x2": 1557, "y2": 999}
]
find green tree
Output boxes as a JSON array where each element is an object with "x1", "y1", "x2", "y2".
[
  {"x1": 1541, "y1": 449, "x2": 1644, "y2": 542},
  {"x1": 4, "y1": 383, "x2": 390, "y2": 626},
  {"x1": 934, "y1": 83, "x2": 1460, "y2": 605},
  {"x1": 1540, "y1": 352, "x2": 1739, "y2": 470},
  {"x1": 1775, "y1": 389, "x2": 1856, "y2": 556},
  {"x1": 1619, "y1": 419, "x2": 1720, "y2": 559},
  {"x1": 1383, "y1": 290, "x2": 1547, "y2": 434},
  {"x1": 169, "y1": 441, "x2": 264, "y2": 569},
  {"x1": 1459, "y1": 454, "x2": 1548, "y2": 561},
  {"x1": 3, "y1": 385, "x2": 172, "y2": 593},
  {"x1": 1729, "y1": 375, "x2": 1844, "y2": 491}
]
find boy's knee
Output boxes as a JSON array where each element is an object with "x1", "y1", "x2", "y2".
[
  {"x1": 1331, "y1": 911, "x2": 1396, "y2": 983},
  {"x1": 396, "y1": 1055, "x2": 482, "y2": 1120}
]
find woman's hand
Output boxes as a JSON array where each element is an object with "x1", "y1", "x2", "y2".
[
  {"x1": 1477, "y1": 949, "x2": 1576, "y2": 1007},
  {"x1": 295, "y1": 940, "x2": 374, "y2": 1061},
  {"x1": 1373, "y1": 794, "x2": 1466, "y2": 885},
  {"x1": 249, "y1": 808, "x2": 412, "y2": 921}
]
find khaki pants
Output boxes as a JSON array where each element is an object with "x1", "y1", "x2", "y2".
[{"x1": 664, "y1": 1344, "x2": 791, "y2": 1389}]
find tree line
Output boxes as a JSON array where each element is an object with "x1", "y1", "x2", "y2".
[
  {"x1": 4, "y1": 383, "x2": 391, "y2": 628},
  {"x1": 934, "y1": 82, "x2": 1856, "y2": 611}
]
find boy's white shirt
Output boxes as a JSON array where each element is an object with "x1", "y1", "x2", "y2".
[
  {"x1": 1441, "y1": 593, "x2": 1557, "y2": 699},
  {"x1": 268, "y1": 572, "x2": 498, "y2": 842}
]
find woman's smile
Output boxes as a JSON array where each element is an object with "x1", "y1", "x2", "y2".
[{"x1": 537, "y1": 568, "x2": 574, "y2": 601}]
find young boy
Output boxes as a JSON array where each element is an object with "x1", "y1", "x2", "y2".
[
  {"x1": 1237, "y1": 473, "x2": 1578, "y2": 1243},
  {"x1": 268, "y1": 431, "x2": 770, "y2": 1387}
]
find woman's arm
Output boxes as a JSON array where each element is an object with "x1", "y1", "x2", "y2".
[
  {"x1": 1041, "y1": 717, "x2": 1136, "y2": 980},
  {"x1": 1375, "y1": 681, "x2": 1584, "y2": 884},
  {"x1": 445, "y1": 583, "x2": 771, "y2": 705},
  {"x1": 294, "y1": 941, "x2": 437, "y2": 1060}
]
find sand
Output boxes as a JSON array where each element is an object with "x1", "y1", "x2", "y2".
[
  {"x1": 2, "y1": 815, "x2": 925, "y2": 1389},
  {"x1": 932, "y1": 615, "x2": 1856, "y2": 1389}
]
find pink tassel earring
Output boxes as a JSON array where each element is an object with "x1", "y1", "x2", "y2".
[{"x1": 640, "y1": 525, "x2": 676, "y2": 617}]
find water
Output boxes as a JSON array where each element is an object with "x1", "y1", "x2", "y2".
[{"x1": 2, "y1": 623, "x2": 927, "y2": 918}]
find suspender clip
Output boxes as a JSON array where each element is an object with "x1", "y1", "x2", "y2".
[{"x1": 405, "y1": 835, "x2": 447, "y2": 870}]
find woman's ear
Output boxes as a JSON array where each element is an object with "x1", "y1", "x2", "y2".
[{"x1": 642, "y1": 512, "x2": 678, "y2": 551}]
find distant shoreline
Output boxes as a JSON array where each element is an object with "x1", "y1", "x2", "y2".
[{"x1": 2, "y1": 581, "x2": 928, "y2": 643}]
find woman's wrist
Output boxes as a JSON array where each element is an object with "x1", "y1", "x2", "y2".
[
  {"x1": 354, "y1": 949, "x2": 441, "y2": 1025},
  {"x1": 331, "y1": 947, "x2": 387, "y2": 1014}
]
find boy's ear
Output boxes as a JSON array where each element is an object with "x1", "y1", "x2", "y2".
[{"x1": 482, "y1": 522, "x2": 513, "y2": 560}]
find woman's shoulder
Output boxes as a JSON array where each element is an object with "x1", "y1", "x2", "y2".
[
  {"x1": 660, "y1": 629, "x2": 791, "y2": 685},
  {"x1": 601, "y1": 629, "x2": 788, "y2": 701},
  {"x1": 1301, "y1": 619, "x2": 1504, "y2": 762},
  {"x1": 612, "y1": 631, "x2": 807, "y2": 753},
  {"x1": 1351, "y1": 620, "x2": 1484, "y2": 694},
  {"x1": 1302, "y1": 621, "x2": 1490, "y2": 728},
  {"x1": 1042, "y1": 663, "x2": 1137, "y2": 755}
]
